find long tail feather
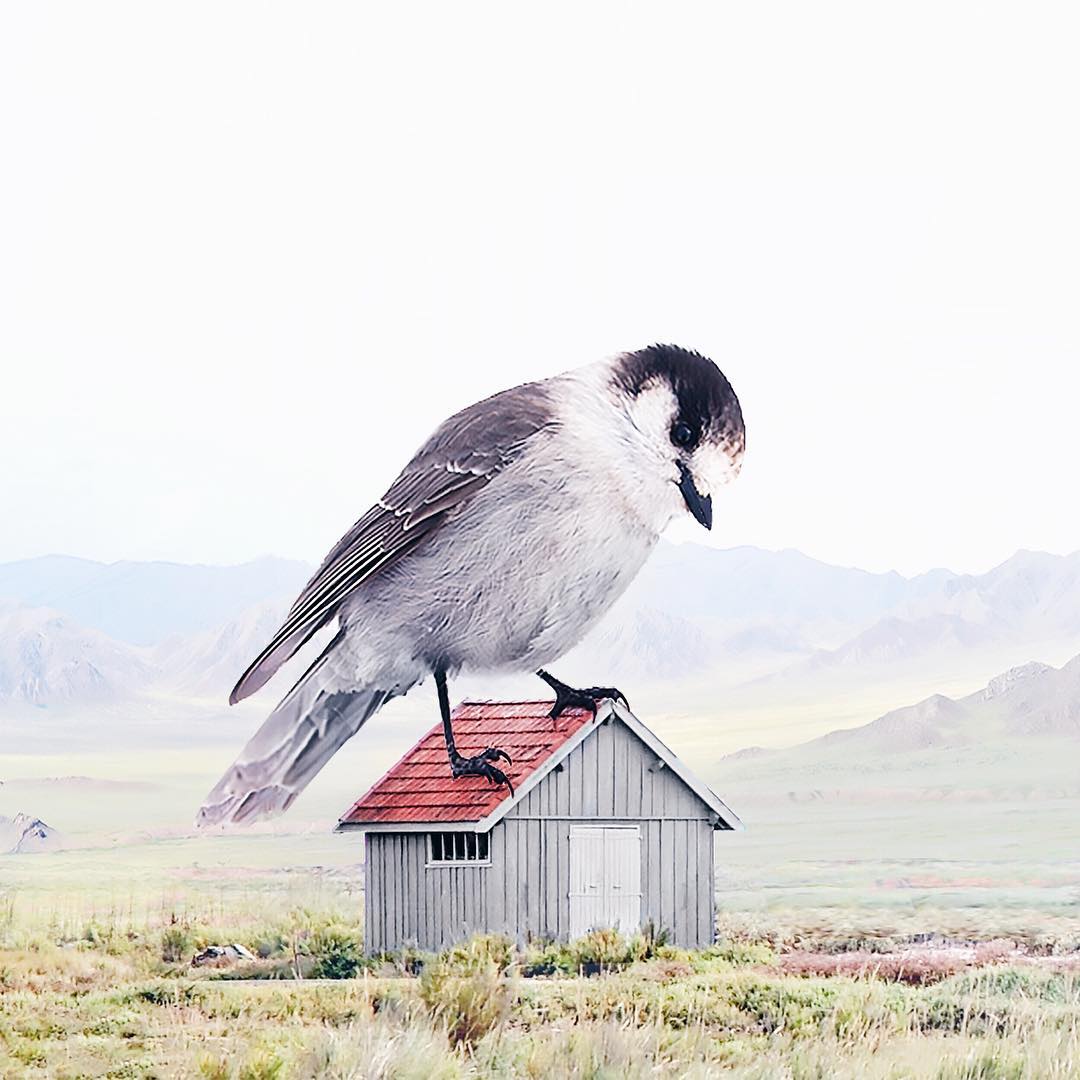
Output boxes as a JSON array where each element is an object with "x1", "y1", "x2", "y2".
[{"x1": 197, "y1": 648, "x2": 402, "y2": 827}]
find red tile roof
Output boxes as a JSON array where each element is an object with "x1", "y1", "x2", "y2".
[{"x1": 338, "y1": 700, "x2": 593, "y2": 826}]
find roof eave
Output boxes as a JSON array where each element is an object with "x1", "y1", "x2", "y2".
[{"x1": 335, "y1": 819, "x2": 487, "y2": 834}]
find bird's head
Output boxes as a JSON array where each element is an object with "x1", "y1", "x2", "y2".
[{"x1": 609, "y1": 344, "x2": 745, "y2": 531}]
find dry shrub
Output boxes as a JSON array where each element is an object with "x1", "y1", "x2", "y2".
[
  {"x1": 472, "y1": 1016, "x2": 724, "y2": 1079},
  {"x1": 161, "y1": 920, "x2": 194, "y2": 964},
  {"x1": 434, "y1": 934, "x2": 515, "y2": 976},
  {"x1": 197, "y1": 1051, "x2": 284, "y2": 1080},
  {"x1": 420, "y1": 967, "x2": 510, "y2": 1046},
  {"x1": 524, "y1": 928, "x2": 655, "y2": 977},
  {"x1": 702, "y1": 940, "x2": 777, "y2": 967},
  {"x1": 197, "y1": 1057, "x2": 231, "y2": 1080},
  {"x1": 291, "y1": 1016, "x2": 463, "y2": 1080},
  {"x1": 305, "y1": 922, "x2": 366, "y2": 979},
  {"x1": 574, "y1": 928, "x2": 641, "y2": 973},
  {"x1": 646, "y1": 959, "x2": 696, "y2": 981},
  {"x1": 716, "y1": 908, "x2": 1080, "y2": 960},
  {"x1": 419, "y1": 935, "x2": 515, "y2": 1046},
  {"x1": 934, "y1": 1047, "x2": 1026, "y2": 1080},
  {"x1": 973, "y1": 940, "x2": 1021, "y2": 965},
  {"x1": 778, "y1": 943, "x2": 1021, "y2": 986},
  {"x1": 781, "y1": 951, "x2": 966, "y2": 984},
  {"x1": 0, "y1": 947, "x2": 138, "y2": 994}
]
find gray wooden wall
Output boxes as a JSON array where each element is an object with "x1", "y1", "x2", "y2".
[
  {"x1": 364, "y1": 716, "x2": 718, "y2": 954},
  {"x1": 365, "y1": 831, "x2": 491, "y2": 955}
]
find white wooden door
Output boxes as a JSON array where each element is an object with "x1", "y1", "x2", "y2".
[{"x1": 569, "y1": 826, "x2": 642, "y2": 937}]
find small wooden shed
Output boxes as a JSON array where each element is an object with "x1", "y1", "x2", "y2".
[{"x1": 335, "y1": 699, "x2": 740, "y2": 954}]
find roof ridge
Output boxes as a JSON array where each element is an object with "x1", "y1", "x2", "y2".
[{"x1": 458, "y1": 698, "x2": 555, "y2": 706}]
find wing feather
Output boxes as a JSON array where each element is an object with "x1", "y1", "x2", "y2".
[{"x1": 229, "y1": 380, "x2": 556, "y2": 704}]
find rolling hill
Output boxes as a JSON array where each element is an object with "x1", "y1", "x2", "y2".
[{"x1": 714, "y1": 655, "x2": 1080, "y2": 800}]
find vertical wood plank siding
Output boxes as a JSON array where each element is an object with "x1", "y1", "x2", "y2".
[{"x1": 364, "y1": 717, "x2": 719, "y2": 953}]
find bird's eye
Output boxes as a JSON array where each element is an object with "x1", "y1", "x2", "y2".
[{"x1": 670, "y1": 421, "x2": 696, "y2": 448}]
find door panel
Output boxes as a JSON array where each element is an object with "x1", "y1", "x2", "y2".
[
  {"x1": 569, "y1": 825, "x2": 641, "y2": 937},
  {"x1": 568, "y1": 827, "x2": 606, "y2": 938},
  {"x1": 604, "y1": 827, "x2": 641, "y2": 931}
]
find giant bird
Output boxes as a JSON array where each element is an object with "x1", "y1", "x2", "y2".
[{"x1": 198, "y1": 344, "x2": 744, "y2": 825}]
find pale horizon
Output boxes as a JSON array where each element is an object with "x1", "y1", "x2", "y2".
[
  {"x1": 7, "y1": 536, "x2": 1080, "y2": 584},
  {"x1": 4, "y1": 2, "x2": 1079, "y2": 577}
]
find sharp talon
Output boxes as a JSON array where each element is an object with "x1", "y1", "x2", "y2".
[
  {"x1": 485, "y1": 764, "x2": 514, "y2": 796},
  {"x1": 582, "y1": 687, "x2": 630, "y2": 711},
  {"x1": 449, "y1": 747, "x2": 515, "y2": 796},
  {"x1": 539, "y1": 672, "x2": 626, "y2": 721}
]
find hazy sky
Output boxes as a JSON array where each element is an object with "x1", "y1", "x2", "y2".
[{"x1": 2, "y1": 3, "x2": 1077, "y2": 577}]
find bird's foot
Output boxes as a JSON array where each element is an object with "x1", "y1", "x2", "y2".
[
  {"x1": 537, "y1": 670, "x2": 630, "y2": 720},
  {"x1": 450, "y1": 747, "x2": 514, "y2": 796}
]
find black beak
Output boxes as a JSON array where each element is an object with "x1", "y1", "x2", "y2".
[{"x1": 677, "y1": 462, "x2": 713, "y2": 530}]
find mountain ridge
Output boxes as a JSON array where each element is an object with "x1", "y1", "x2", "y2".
[
  {"x1": 0, "y1": 812, "x2": 65, "y2": 854},
  {"x1": 0, "y1": 555, "x2": 310, "y2": 645},
  {"x1": 714, "y1": 654, "x2": 1080, "y2": 797},
  {"x1": 3, "y1": 544, "x2": 1080, "y2": 720}
]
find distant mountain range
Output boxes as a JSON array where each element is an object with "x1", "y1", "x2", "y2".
[
  {"x1": 624, "y1": 543, "x2": 954, "y2": 627},
  {"x1": 806, "y1": 654, "x2": 1079, "y2": 751},
  {"x1": 1, "y1": 545, "x2": 1078, "y2": 723},
  {"x1": 3, "y1": 548, "x2": 1077, "y2": 841},
  {"x1": 0, "y1": 555, "x2": 309, "y2": 708},
  {"x1": 0, "y1": 555, "x2": 309, "y2": 645},
  {"x1": 714, "y1": 654, "x2": 1080, "y2": 801},
  {"x1": 822, "y1": 549, "x2": 1080, "y2": 666}
]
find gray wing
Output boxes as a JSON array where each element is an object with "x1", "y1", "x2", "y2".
[{"x1": 229, "y1": 379, "x2": 557, "y2": 704}]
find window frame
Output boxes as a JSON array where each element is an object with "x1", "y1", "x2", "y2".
[{"x1": 425, "y1": 830, "x2": 492, "y2": 867}]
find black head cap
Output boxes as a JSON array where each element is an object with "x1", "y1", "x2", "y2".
[{"x1": 612, "y1": 344, "x2": 744, "y2": 451}]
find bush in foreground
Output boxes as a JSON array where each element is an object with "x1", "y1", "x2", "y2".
[{"x1": 419, "y1": 935, "x2": 516, "y2": 1046}]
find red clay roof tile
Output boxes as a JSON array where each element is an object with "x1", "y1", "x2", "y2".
[{"x1": 338, "y1": 700, "x2": 592, "y2": 826}]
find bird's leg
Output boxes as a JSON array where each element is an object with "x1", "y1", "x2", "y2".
[
  {"x1": 434, "y1": 667, "x2": 514, "y2": 795},
  {"x1": 535, "y1": 669, "x2": 630, "y2": 720}
]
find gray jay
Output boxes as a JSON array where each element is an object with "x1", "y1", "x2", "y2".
[{"x1": 197, "y1": 344, "x2": 744, "y2": 826}]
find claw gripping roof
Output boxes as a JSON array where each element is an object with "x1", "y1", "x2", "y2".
[{"x1": 337, "y1": 700, "x2": 594, "y2": 827}]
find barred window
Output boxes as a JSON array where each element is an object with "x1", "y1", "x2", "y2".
[{"x1": 428, "y1": 831, "x2": 490, "y2": 864}]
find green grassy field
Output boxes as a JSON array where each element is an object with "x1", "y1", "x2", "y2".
[
  {"x1": 3, "y1": 698, "x2": 1078, "y2": 1077},
  {"x1": 3, "y1": 814, "x2": 1079, "y2": 1079},
  {"x1": 2, "y1": 894, "x2": 1079, "y2": 1079},
  {"x1": 3, "y1": 831, "x2": 1080, "y2": 1078}
]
